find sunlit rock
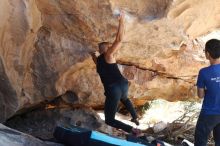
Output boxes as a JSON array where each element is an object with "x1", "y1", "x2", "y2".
[{"x1": 0, "y1": 0, "x2": 219, "y2": 122}]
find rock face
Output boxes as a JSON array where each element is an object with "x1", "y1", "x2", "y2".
[
  {"x1": 168, "y1": 0, "x2": 220, "y2": 38},
  {"x1": 0, "y1": 0, "x2": 220, "y2": 121},
  {"x1": 0, "y1": 124, "x2": 63, "y2": 146}
]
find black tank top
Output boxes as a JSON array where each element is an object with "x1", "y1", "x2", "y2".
[{"x1": 97, "y1": 54, "x2": 126, "y2": 87}]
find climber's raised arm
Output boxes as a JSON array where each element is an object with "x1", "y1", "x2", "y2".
[{"x1": 105, "y1": 11, "x2": 125, "y2": 58}]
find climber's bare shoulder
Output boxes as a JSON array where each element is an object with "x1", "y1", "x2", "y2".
[{"x1": 104, "y1": 53, "x2": 116, "y2": 64}]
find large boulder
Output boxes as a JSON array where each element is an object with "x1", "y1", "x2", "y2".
[
  {"x1": 0, "y1": 0, "x2": 220, "y2": 121},
  {"x1": 168, "y1": 0, "x2": 220, "y2": 38}
]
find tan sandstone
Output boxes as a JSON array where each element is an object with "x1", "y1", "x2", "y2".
[{"x1": 0, "y1": 0, "x2": 219, "y2": 122}]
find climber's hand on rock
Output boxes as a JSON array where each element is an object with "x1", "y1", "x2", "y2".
[{"x1": 118, "y1": 10, "x2": 125, "y2": 22}]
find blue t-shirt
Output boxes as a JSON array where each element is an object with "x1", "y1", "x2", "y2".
[{"x1": 197, "y1": 64, "x2": 220, "y2": 115}]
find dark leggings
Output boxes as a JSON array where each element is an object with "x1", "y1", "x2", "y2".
[
  {"x1": 195, "y1": 114, "x2": 220, "y2": 146},
  {"x1": 104, "y1": 80, "x2": 138, "y2": 133}
]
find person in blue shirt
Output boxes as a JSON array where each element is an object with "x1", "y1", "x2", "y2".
[{"x1": 195, "y1": 39, "x2": 220, "y2": 146}]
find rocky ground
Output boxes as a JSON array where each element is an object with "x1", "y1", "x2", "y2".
[
  {"x1": 0, "y1": 124, "x2": 63, "y2": 146},
  {"x1": 5, "y1": 98, "x2": 214, "y2": 146}
]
